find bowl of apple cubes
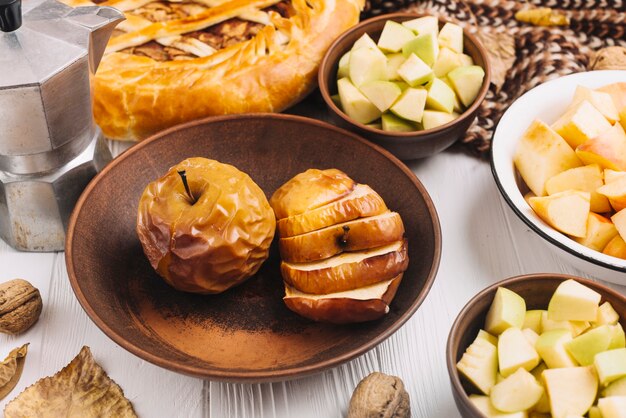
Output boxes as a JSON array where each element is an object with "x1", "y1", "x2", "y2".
[
  {"x1": 491, "y1": 71, "x2": 626, "y2": 285},
  {"x1": 447, "y1": 273, "x2": 626, "y2": 418},
  {"x1": 318, "y1": 13, "x2": 490, "y2": 160}
]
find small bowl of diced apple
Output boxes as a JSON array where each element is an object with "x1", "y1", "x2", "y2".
[
  {"x1": 491, "y1": 71, "x2": 626, "y2": 286},
  {"x1": 447, "y1": 273, "x2": 626, "y2": 418},
  {"x1": 318, "y1": 13, "x2": 491, "y2": 160}
]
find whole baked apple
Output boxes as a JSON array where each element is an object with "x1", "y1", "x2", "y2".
[{"x1": 137, "y1": 157, "x2": 275, "y2": 294}]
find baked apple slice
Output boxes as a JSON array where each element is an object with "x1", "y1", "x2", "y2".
[
  {"x1": 279, "y1": 211, "x2": 405, "y2": 263},
  {"x1": 283, "y1": 274, "x2": 403, "y2": 324},
  {"x1": 276, "y1": 183, "x2": 388, "y2": 237},
  {"x1": 270, "y1": 168, "x2": 356, "y2": 219},
  {"x1": 281, "y1": 240, "x2": 408, "y2": 294}
]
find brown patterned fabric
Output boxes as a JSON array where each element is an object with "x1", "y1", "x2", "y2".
[{"x1": 364, "y1": 0, "x2": 626, "y2": 158}]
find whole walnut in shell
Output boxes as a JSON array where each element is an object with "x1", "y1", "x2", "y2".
[
  {"x1": 347, "y1": 372, "x2": 410, "y2": 418},
  {"x1": 0, "y1": 279, "x2": 43, "y2": 334}
]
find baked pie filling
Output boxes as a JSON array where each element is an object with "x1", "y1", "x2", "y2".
[{"x1": 87, "y1": 0, "x2": 293, "y2": 62}]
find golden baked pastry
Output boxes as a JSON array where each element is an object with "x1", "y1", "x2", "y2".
[{"x1": 62, "y1": 0, "x2": 364, "y2": 141}]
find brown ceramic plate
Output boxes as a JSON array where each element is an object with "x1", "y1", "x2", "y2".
[{"x1": 66, "y1": 114, "x2": 441, "y2": 382}]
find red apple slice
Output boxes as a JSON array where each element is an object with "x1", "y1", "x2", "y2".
[
  {"x1": 283, "y1": 274, "x2": 403, "y2": 324},
  {"x1": 281, "y1": 240, "x2": 408, "y2": 294},
  {"x1": 279, "y1": 211, "x2": 405, "y2": 263}
]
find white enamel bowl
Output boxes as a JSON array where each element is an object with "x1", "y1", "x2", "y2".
[{"x1": 491, "y1": 70, "x2": 626, "y2": 286}]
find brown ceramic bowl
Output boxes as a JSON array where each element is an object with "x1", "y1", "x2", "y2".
[
  {"x1": 446, "y1": 273, "x2": 626, "y2": 417},
  {"x1": 66, "y1": 114, "x2": 441, "y2": 382},
  {"x1": 319, "y1": 13, "x2": 491, "y2": 160}
]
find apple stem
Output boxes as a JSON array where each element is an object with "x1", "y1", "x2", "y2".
[{"x1": 177, "y1": 170, "x2": 197, "y2": 204}]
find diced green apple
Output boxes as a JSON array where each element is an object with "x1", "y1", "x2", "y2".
[
  {"x1": 603, "y1": 376, "x2": 626, "y2": 397},
  {"x1": 536, "y1": 330, "x2": 578, "y2": 369},
  {"x1": 377, "y1": 20, "x2": 416, "y2": 53},
  {"x1": 523, "y1": 328, "x2": 540, "y2": 347},
  {"x1": 402, "y1": 32, "x2": 439, "y2": 67},
  {"x1": 422, "y1": 110, "x2": 456, "y2": 130},
  {"x1": 594, "y1": 348, "x2": 626, "y2": 386},
  {"x1": 330, "y1": 94, "x2": 341, "y2": 108},
  {"x1": 477, "y1": 329, "x2": 499, "y2": 346},
  {"x1": 485, "y1": 287, "x2": 526, "y2": 336},
  {"x1": 433, "y1": 47, "x2": 463, "y2": 77},
  {"x1": 381, "y1": 113, "x2": 415, "y2": 132},
  {"x1": 610, "y1": 324, "x2": 626, "y2": 349},
  {"x1": 542, "y1": 366, "x2": 598, "y2": 418},
  {"x1": 498, "y1": 327, "x2": 540, "y2": 376},
  {"x1": 438, "y1": 22, "x2": 464, "y2": 53},
  {"x1": 447, "y1": 65, "x2": 485, "y2": 107},
  {"x1": 337, "y1": 51, "x2": 350, "y2": 79},
  {"x1": 426, "y1": 78, "x2": 456, "y2": 113},
  {"x1": 548, "y1": 280, "x2": 601, "y2": 322},
  {"x1": 524, "y1": 310, "x2": 545, "y2": 334},
  {"x1": 397, "y1": 53, "x2": 434, "y2": 87},
  {"x1": 594, "y1": 302, "x2": 620, "y2": 326},
  {"x1": 531, "y1": 363, "x2": 551, "y2": 413},
  {"x1": 598, "y1": 396, "x2": 626, "y2": 418},
  {"x1": 337, "y1": 78, "x2": 381, "y2": 124},
  {"x1": 359, "y1": 80, "x2": 402, "y2": 112},
  {"x1": 385, "y1": 53, "x2": 406, "y2": 80},
  {"x1": 352, "y1": 33, "x2": 378, "y2": 50},
  {"x1": 402, "y1": 16, "x2": 439, "y2": 36},
  {"x1": 490, "y1": 368, "x2": 544, "y2": 412},
  {"x1": 390, "y1": 88, "x2": 428, "y2": 123},
  {"x1": 565, "y1": 325, "x2": 613, "y2": 366},
  {"x1": 366, "y1": 122, "x2": 382, "y2": 130},
  {"x1": 349, "y1": 47, "x2": 387, "y2": 87},
  {"x1": 459, "y1": 53, "x2": 474, "y2": 66},
  {"x1": 588, "y1": 406, "x2": 603, "y2": 418},
  {"x1": 469, "y1": 395, "x2": 528, "y2": 418},
  {"x1": 456, "y1": 336, "x2": 498, "y2": 395},
  {"x1": 541, "y1": 311, "x2": 590, "y2": 337}
]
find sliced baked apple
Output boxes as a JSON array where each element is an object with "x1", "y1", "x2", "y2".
[
  {"x1": 279, "y1": 211, "x2": 405, "y2": 263},
  {"x1": 276, "y1": 183, "x2": 388, "y2": 238},
  {"x1": 283, "y1": 274, "x2": 403, "y2": 323},
  {"x1": 281, "y1": 240, "x2": 408, "y2": 294},
  {"x1": 270, "y1": 168, "x2": 356, "y2": 220}
]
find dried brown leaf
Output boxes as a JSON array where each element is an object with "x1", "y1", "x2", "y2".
[
  {"x1": 0, "y1": 344, "x2": 28, "y2": 401},
  {"x1": 4, "y1": 346, "x2": 137, "y2": 418},
  {"x1": 591, "y1": 46, "x2": 626, "y2": 70},
  {"x1": 515, "y1": 7, "x2": 570, "y2": 27},
  {"x1": 477, "y1": 31, "x2": 516, "y2": 92}
]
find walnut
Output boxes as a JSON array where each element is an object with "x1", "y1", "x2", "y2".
[
  {"x1": 590, "y1": 46, "x2": 626, "y2": 71},
  {"x1": 0, "y1": 279, "x2": 43, "y2": 334},
  {"x1": 347, "y1": 372, "x2": 410, "y2": 418}
]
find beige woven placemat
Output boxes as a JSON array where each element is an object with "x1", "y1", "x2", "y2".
[{"x1": 365, "y1": 0, "x2": 626, "y2": 158}]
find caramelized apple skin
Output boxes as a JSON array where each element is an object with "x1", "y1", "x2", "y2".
[{"x1": 137, "y1": 157, "x2": 275, "y2": 294}]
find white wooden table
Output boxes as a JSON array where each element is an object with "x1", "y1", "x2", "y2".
[{"x1": 2, "y1": 145, "x2": 625, "y2": 417}]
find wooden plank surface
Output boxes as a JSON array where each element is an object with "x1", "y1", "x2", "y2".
[{"x1": 2, "y1": 138, "x2": 626, "y2": 418}]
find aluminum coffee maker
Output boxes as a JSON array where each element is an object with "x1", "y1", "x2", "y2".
[{"x1": 0, "y1": 0, "x2": 124, "y2": 251}]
